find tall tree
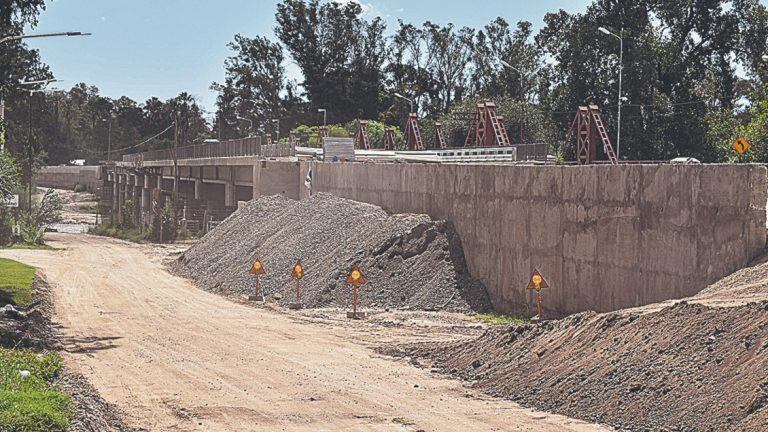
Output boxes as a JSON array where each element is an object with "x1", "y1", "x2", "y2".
[{"x1": 275, "y1": 0, "x2": 387, "y2": 122}]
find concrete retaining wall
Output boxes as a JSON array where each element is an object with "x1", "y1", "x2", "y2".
[
  {"x1": 253, "y1": 160, "x2": 301, "y2": 200},
  {"x1": 308, "y1": 162, "x2": 767, "y2": 315},
  {"x1": 36, "y1": 166, "x2": 101, "y2": 192}
]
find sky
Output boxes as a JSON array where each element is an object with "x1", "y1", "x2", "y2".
[{"x1": 25, "y1": 0, "x2": 594, "y2": 116}]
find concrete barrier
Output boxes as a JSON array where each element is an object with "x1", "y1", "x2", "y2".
[
  {"x1": 308, "y1": 162, "x2": 767, "y2": 316},
  {"x1": 36, "y1": 166, "x2": 101, "y2": 192}
]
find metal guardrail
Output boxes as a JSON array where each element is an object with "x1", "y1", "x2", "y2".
[{"x1": 122, "y1": 137, "x2": 263, "y2": 163}]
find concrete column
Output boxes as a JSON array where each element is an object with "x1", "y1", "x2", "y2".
[
  {"x1": 194, "y1": 179, "x2": 202, "y2": 200},
  {"x1": 224, "y1": 181, "x2": 235, "y2": 207},
  {"x1": 141, "y1": 175, "x2": 151, "y2": 225},
  {"x1": 134, "y1": 174, "x2": 143, "y2": 224},
  {"x1": 252, "y1": 164, "x2": 261, "y2": 200},
  {"x1": 117, "y1": 174, "x2": 125, "y2": 224}
]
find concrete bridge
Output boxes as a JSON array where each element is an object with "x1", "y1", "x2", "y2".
[{"x1": 95, "y1": 138, "x2": 766, "y2": 318}]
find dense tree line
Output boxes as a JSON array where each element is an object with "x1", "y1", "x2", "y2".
[
  {"x1": 1, "y1": 0, "x2": 767, "y2": 169},
  {"x1": 214, "y1": 0, "x2": 768, "y2": 162}
]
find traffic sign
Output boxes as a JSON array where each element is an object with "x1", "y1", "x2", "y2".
[
  {"x1": 0, "y1": 194, "x2": 19, "y2": 208},
  {"x1": 526, "y1": 268, "x2": 549, "y2": 292},
  {"x1": 527, "y1": 268, "x2": 549, "y2": 321},
  {"x1": 732, "y1": 136, "x2": 750, "y2": 155},
  {"x1": 346, "y1": 265, "x2": 366, "y2": 285},
  {"x1": 291, "y1": 261, "x2": 303, "y2": 280},
  {"x1": 249, "y1": 259, "x2": 266, "y2": 275}
]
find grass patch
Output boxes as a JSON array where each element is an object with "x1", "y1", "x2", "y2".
[
  {"x1": 2, "y1": 243, "x2": 56, "y2": 251},
  {"x1": 89, "y1": 224, "x2": 150, "y2": 243},
  {"x1": 0, "y1": 258, "x2": 36, "y2": 308},
  {"x1": 0, "y1": 348, "x2": 70, "y2": 431},
  {"x1": 472, "y1": 313, "x2": 530, "y2": 325}
]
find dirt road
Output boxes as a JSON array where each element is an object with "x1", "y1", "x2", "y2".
[{"x1": 0, "y1": 234, "x2": 608, "y2": 432}]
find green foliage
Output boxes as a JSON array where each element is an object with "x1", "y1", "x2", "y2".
[
  {"x1": 149, "y1": 202, "x2": 178, "y2": 243},
  {"x1": 472, "y1": 313, "x2": 530, "y2": 326},
  {"x1": 72, "y1": 184, "x2": 86, "y2": 193},
  {"x1": 89, "y1": 224, "x2": 150, "y2": 243},
  {"x1": 0, "y1": 258, "x2": 36, "y2": 308},
  {"x1": 9, "y1": 189, "x2": 62, "y2": 246},
  {"x1": 0, "y1": 150, "x2": 20, "y2": 200},
  {"x1": 0, "y1": 347, "x2": 70, "y2": 432},
  {"x1": 293, "y1": 124, "x2": 353, "y2": 147}
]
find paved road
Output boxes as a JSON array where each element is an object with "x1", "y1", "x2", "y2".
[{"x1": 1, "y1": 234, "x2": 609, "y2": 432}]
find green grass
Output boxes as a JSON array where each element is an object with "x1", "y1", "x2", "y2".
[
  {"x1": 0, "y1": 258, "x2": 36, "y2": 308},
  {"x1": 472, "y1": 313, "x2": 530, "y2": 325},
  {"x1": 89, "y1": 224, "x2": 149, "y2": 243},
  {"x1": 1, "y1": 244, "x2": 56, "y2": 251},
  {"x1": 0, "y1": 348, "x2": 70, "y2": 431}
]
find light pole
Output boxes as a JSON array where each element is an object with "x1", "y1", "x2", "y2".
[
  {"x1": 237, "y1": 116, "x2": 253, "y2": 137},
  {"x1": 0, "y1": 31, "x2": 91, "y2": 44},
  {"x1": 499, "y1": 60, "x2": 526, "y2": 144},
  {"x1": 393, "y1": 92, "x2": 414, "y2": 113},
  {"x1": 317, "y1": 108, "x2": 327, "y2": 126},
  {"x1": 271, "y1": 119, "x2": 280, "y2": 142},
  {"x1": 599, "y1": 26, "x2": 623, "y2": 160},
  {"x1": 102, "y1": 117, "x2": 113, "y2": 161}
]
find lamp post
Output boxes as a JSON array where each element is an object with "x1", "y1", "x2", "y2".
[
  {"x1": 598, "y1": 26, "x2": 623, "y2": 160},
  {"x1": 499, "y1": 60, "x2": 526, "y2": 144},
  {"x1": 102, "y1": 117, "x2": 113, "y2": 161},
  {"x1": 237, "y1": 116, "x2": 253, "y2": 137},
  {"x1": 271, "y1": 119, "x2": 280, "y2": 142},
  {"x1": 0, "y1": 31, "x2": 91, "y2": 44},
  {"x1": 317, "y1": 108, "x2": 327, "y2": 126},
  {"x1": 393, "y1": 92, "x2": 414, "y2": 114}
]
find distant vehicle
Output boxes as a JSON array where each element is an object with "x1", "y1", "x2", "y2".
[
  {"x1": 670, "y1": 157, "x2": 701, "y2": 164},
  {"x1": 202, "y1": 139, "x2": 220, "y2": 145}
]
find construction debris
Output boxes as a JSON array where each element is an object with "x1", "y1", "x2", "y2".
[{"x1": 175, "y1": 194, "x2": 490, "y2": 312}]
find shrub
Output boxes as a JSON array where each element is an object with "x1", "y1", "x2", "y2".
[
  {"x1": 72, "y1": 184, "x2": 86, "y2": 193},
  {"x1": 149, "y1": 202, "x2": 178, "y2": 243}
]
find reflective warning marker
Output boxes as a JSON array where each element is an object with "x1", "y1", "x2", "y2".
[
  {"x1": 346, "y1": 265, "x2": 367, "y2": 319},
  {"x1": 732, "y1": 136, "x2": 750, "y2": 156},
  {"x1": 289, "y1": 260, "x2": 304, "y2": 309},
  {"x1": 247, "y1": 259, "x2": 266, "y2": 301},
  {"x1": 527, "y1": 268, "x2": 549, "y2": 321}
]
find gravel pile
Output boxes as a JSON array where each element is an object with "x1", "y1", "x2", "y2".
[
  {"x1": 175, "y1": 193, "x2": 490, "y2": 312},
  {"x1": 405, "y1": 301, "x2": 768, "y2": 431}
]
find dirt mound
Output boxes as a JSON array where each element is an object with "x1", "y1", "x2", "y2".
[
  {"x1": 175, "y1": 193, "x2": 490, "y2": 312},
  {"x1": 405, "y1": 301, "x2": 768, "y2": 431}
]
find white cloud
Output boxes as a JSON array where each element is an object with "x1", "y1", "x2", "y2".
[{"x1": 333, "y1": 0, "x2": 380, "y2": 18}]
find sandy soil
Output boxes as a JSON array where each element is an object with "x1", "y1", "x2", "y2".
[{"x1": 0, "y1": 234, "x2": 609, "y2": 432}]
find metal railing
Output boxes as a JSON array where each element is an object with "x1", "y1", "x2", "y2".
[{"x1": 122, "y1": 137, "x2": 263, "y2": 163}]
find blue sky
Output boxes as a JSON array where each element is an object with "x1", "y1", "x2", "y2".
[{"x1": 26, "y1": 0, "x2": 593, "y2": 115}]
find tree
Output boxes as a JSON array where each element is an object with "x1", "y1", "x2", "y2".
[
  {"x1": 212, "y1": 34, "x2": 290, "y2": 139},
  {"x1": 275, "y1": 0, "x2": 387, "y2": 123}
]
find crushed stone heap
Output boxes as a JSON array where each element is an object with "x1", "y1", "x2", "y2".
[{"x1": 175, "y1": 193, "x2": 490, "y2": 312}]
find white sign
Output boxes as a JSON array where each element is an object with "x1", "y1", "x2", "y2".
[{"x1": 1, "y1": 194, "x2": 18, "y2": 208}]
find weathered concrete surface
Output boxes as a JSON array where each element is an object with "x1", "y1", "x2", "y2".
[
  {"x1": 253, "y1": 160, "x2": 301, "y2": 200},
  {"x1": 36, "y1": 165, "x2": 101, "y2": 192},
  {"x1": 309, "y1": 162, "x2": 767, "y2": 316}
]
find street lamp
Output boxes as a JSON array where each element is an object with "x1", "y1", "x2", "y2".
[
  {"x1": 102, "y1": 118, "x2": 113, "y2": 161},
  {"x1": 598, "y1": 26, "x2": 624, "y2": 160},
  {"x1": 0, "y1": 31, "x2": 91, "y2": 44},
  {"x1": 498, "y1": 60, "x2": 526, "y2": 144},
  {"x1": 237, "y1": 116, "x2": 253, "y2": 136},
  {"x1": 393, "y1": 92, "x2": 414, "y2": 113},
  {"x1": 317, "y1": 108, "x2": 327, "y2": 126},
  {"x1": 271, "y1": 119, "x2": 280, "y2": 142},
  {"x1": 0, "y1": 79, "x2": 61, "y2": 152}
]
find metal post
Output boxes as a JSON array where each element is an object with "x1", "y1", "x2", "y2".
[
  {"x1": 617, "y1": 29, "x2": 623, "y2": 160},
  {"x1": 107, "y1": 118, "x2": 112, "y2": 161},
  {"x1": 520, "y1": 74, "x2": 525, "y2": 144}
]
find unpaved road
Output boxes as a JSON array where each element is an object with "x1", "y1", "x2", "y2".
[{"x1": 1, "y1": 234, "x2": 608, "y2": 432}]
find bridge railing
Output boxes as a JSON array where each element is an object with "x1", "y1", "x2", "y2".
[{"x1": 122, "y1": 137, "x2": 264, "y2": 163}]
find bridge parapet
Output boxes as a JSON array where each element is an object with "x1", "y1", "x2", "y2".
[{"x1": 122, "y1": 137, "x2": 264, "y2": 163}]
